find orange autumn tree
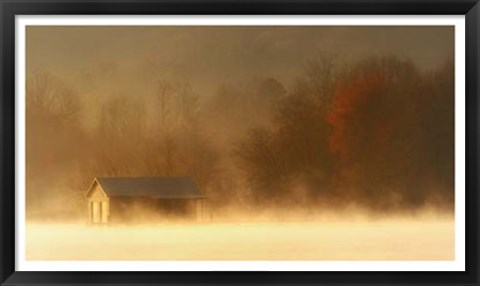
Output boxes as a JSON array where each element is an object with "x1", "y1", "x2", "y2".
[
  {"x1": 236, "y1": 57, "x2": 454, "y2": 211},
  {"x1": 326, "y1": 58, "x2": 454, "y2": 211},
  {"x1": 327, "y1": 72, "x2": 388, "y2": 163}
]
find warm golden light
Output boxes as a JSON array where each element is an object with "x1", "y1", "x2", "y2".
[{"x1": 25, "y1": 26, "x2": 455, "y2": 262}]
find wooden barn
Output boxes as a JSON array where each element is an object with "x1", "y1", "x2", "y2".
[{"x1": 86, "y1": 177, "x2": 205, "y2": 224}]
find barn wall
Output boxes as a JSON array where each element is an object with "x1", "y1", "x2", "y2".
[{"x1": 108, "y1": 197, "x2": 198, "y2": 224}]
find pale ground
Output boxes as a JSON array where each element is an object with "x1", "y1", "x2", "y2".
[{"x1": 26, "y1": 218, "x2": 454, "y2": 261}]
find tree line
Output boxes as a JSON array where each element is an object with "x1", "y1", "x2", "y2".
[{"x1": 26, "y1": 55, "x2": 454, "y2": 218}]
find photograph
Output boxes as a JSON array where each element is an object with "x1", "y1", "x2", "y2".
[{"x1": 25, "y1": 25, "x2": 455, "y2": 262}]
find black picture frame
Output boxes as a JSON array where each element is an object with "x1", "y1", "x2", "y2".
[{"x1": 1, "y1": 0, "x2": 479, "y2": 285}]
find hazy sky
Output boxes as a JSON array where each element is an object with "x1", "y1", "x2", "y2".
[{"x1": 27, "y1": 26, "x2": 454, "y2": 96}]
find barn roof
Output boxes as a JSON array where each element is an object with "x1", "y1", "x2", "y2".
[{"x1": 88, "y1": 177, "x2": 204, "y2": 199}]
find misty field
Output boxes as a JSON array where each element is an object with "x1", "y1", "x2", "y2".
[{"x1": 26, "y1": 218, "x2": 454, "y2": 261}]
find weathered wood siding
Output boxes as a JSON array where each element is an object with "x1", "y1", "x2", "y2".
[{"x1": 107, "y1": 197, "x2": 198, "y2": 224}]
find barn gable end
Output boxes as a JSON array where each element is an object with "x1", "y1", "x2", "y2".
[
  {"x1": 86, "y1": 178, "x2": 110, "y2": 224},
  {"x1": 86, "y1": 178, "x2": 108, "y2": 199}
]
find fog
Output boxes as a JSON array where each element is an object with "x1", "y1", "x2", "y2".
[
  {"x1": 27, "y1": 216, "x2": 453, "y2": 260},
  {"x1": 25, "y1": 26, "x2": 455, "y2": 261}
]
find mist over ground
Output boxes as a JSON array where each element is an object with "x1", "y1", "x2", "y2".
[
  {"x1": 26, "y1": 26, "x2": 454, "y2": 220},
  {"x1": 27, "y1": 218, "x2": 453, "y2": 260}
]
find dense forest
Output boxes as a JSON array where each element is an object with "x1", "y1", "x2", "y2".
[{"x1": 26, "y1": 55, "x2": 454, "y2": 219}]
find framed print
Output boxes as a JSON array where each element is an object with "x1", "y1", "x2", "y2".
[{"x1": 1, "y1": 0, "x2": 479, "y2": 285}]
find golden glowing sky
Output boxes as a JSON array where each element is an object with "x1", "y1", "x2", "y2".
[{"x1": 27, "y1": 26, "x2": 453, "y2": 96}]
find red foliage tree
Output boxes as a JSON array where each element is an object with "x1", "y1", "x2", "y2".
[
  {"x1": 327, "y1": 72, "x2": 388, "y2": 163},
  {"x1": 326, "y1": 59, "x2": 454, "y2": 211}
]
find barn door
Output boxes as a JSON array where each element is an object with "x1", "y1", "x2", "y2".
[
  {"x1": 92, "y1": 201, "x2": 101, "y2": 223},
  {"x1": 101, "y1": 201, "x2": 108, "y2": 223}
]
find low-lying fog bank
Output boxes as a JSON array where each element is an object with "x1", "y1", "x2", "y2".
[{"x1": 26, "y1": 217, "x2": 454, "y2": 261}]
